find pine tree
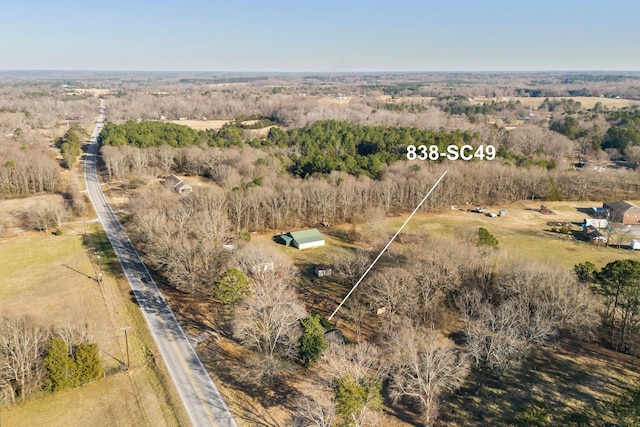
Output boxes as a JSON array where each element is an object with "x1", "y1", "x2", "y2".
[
  {"x1": 299, "y1": 314, "x2": 327, "y2": 367},
  {"x1": 75, "y1": 343, "x2": 103, "y2": 384},
  {"x1": 44, "y1": 337, "x2": 78, "y2": 392}
]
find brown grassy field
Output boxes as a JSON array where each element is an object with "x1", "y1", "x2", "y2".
[
  {"x1": 374, "y1": 201, "x2": 640, "y2": 269},
  {"x1": 0, "y1": 194, "x2": 66, "y2": 229},
  {"x1": 169, "y1": 119, "x2": 270, "y2": 133},
  {"x1": 472, "y1": 96, "x2": 640, "y2": 109},
  {"x1": 0, "y1": 226, "x2": 189, "y2": 426},
  {"x1": 169, "y1": 119, "x2": 232, "y2": 130}
]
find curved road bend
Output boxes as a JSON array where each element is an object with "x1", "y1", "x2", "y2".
[{"x1": 84, "y1": 100, "x2": 237, "y2": 427}]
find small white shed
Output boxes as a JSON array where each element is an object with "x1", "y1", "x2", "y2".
[{"x1": 631, "y1": 239, "x2": 640, "y2": 250}]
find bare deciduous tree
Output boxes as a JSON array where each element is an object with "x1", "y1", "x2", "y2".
[
  {"x1": 0, "y1": 318, "x2": 50, "y2": 401},
  {"x1": 366, "y1": 268, "x2": 418, "y2": 329},
  {"x1": 293, "y1": 380, "x2": 337, "y2": 427},
  {"x1": 233, "y1": 247, "x2": 306, "y2": 381},
  {"x1": 387, "y1": 323, "x2": 469, "y2": 426}
]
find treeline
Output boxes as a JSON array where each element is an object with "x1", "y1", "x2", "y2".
[
  {"x1": 101, "y1": 120, "x2": 584, "y2": 180},
  {"x1": 576, "y1": 259, "x2": 640, "y2": 354},
  {"x1": 103, "y1": 144, "x2": 639, "y2": 230},
  {"x1": 602, "y1": 107, "x2": 640, "y2": 153},
  {"x1": 0, "y1": 318, "x2": 102, "y2": 405},
  {"x1": 549, "y1": 105, "x2": 640, "y2": 162},
  {"x1": 0, "y1": 150, "x2": 60, "y2": 197}
]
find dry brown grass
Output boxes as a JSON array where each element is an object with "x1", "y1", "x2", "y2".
[
  {"x1": 0, "y1": 194, "x2": 66, "y2": 228},
  {"x1": 66, "y1": 88, "x2": 111, "y2": 97},
  {"x1": 0, "y1": 225, "x2": 189, "y2": 426},
  {"x1": 472, "y1": 96, "x2": 640, "y2": 109},
  {"x1": 375, "y1": 201, "x2": 640, "y2": 269},
  {"x1": 169, "y1": 119, "x2": 232, "y2": 130}
]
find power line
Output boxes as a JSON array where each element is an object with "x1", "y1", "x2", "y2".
[{"x1": 328, "y1": 170, "x2": 448, "y2": 321}]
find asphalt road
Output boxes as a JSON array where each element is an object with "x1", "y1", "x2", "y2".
[{"x1": 84, "y1": 100, "x2": 237, "y2": 427}]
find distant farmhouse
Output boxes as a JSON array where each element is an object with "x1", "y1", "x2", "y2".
[
  {"x1": 603, "y1": 201, "x2": 640, "y2": 225},
  {"x1": 165, "y1": 174, "x2": 193, "y2": 195},
  {"x1": 275, "y1": 228, "x2": 325, "y2": 250}
]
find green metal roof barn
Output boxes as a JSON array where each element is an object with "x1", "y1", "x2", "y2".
[{"x1": 276, "y1": 228, "x2": 325, "y2": 249}]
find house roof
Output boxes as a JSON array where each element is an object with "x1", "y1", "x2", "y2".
[
  {"x1": 604, "y1": 201, "x2": 640, "y2": 214},
  {"x1": 289, "y1": 228, "x2": 324, "y2": 245},
  {"x1": 166, "y1": 174, "x2": 182, "y2": 186}
]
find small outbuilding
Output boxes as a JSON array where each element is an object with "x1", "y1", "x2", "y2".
[
  {"x1": 323, "y1": 329, "x2": 346, "y2": 345},
  {"x1": 165, "y1": 174, "x2": 193, "y2": 195},
  {"x1": 584, "y1": 218, "x2": 608, "y2": 228},
  {"x1": 314, "y1": 265, "x2": 332, "y2": 277},
  {"x1": 631, "y1": 239, "x2": 640, "y2": 250}
]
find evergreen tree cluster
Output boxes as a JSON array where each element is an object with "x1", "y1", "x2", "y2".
[
  {"x1": 603, "y1": 107, "x2": 640, "y2": 152},
  {"x1": 264, "y1": 120, "x2": 479, "y2": 178},
  {"x1": 98, "y1": 120, "x2": 202, "y2": 147},
  {"x1": 299, "y1": 314, "x2": 327, "y2": 367},
  {"x1": 55, "y1": 125, "x2": 86, "y2": 169},
  {"x1": 97, "y1": 119, "x2": 480, "y2": 179},
  {"x1": 44, "y1": 337, "x2": 103, "y2": 392}
]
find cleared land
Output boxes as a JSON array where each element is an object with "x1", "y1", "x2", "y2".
[
  {"x1": 380, "y1": 201, "x2": 640, "y2": 269},
  {"x1": 169, "y1": 119, "x2": 232, "y2": 130},
  {"x1": 0, "y1": 227, "x2": 188, "y2": 426},
  {"x1": 472, "y1": 96, "x2": 640, "y2": 109}
]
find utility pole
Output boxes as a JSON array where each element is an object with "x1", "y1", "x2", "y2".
[
  {"x1": 121, "y1": 326, "x2": 131, "y2": 370},
  {"x1": 97, "y1": 254, "x2": 103, "y2": 284}
]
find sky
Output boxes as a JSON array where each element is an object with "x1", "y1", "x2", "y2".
[{"x1": 1, "y1": 0, "x2": 639, "y2": 72}]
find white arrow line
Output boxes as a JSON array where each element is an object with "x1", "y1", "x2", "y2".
[{"x1": 328, "y1": 170, "x2": 448, "y2": 321}]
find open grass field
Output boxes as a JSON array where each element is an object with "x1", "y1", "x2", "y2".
[
  {"x1": 169, "y1": 119, "x2": 232, "y2": 130},
  {"x1": 379, "y1": 201, "x2": 640, "y2": 269},
  {"x1": 472, "y1": 96, "x2": 640, "y2": 109},
  {"x1": 0, "y1": 226, "x2": 189, "y2": 426},
  {"x1": 0, "y1": 194, "x2": 66, "y2": 228},
  {"x1": 169, "y1": 119, "x2": 271, "y2": 133}
]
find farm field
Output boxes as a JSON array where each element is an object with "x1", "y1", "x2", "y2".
[
  {"x1": 472, "y1": 96, "x2": 640, "y2": 109},
  {"x1": 0, "y1": 227, "x2": 188, "y2": 426},
  {"x1": 378, "y1": 201, "x2": 640, "y2": 269},
  {"x1": 168, "y1": 119, "x2": 263, "y2": 131}
]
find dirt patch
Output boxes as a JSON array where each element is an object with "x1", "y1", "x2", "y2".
[
  {"x1": 169, "y1": 119, "x2": 233, "y2": 130},
  {"x1": 472, "y1": 96, "x2": 640, "y2": 109}
]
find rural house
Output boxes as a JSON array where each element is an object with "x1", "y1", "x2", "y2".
[
  {"x1": 275, "y1": 228, "x2": 325, "y2": 250},
  {"x1": 603, "y1": 201, "x2": 640, "y2": 225},
  {"x1": 165, "y1": 174, "x2": 193, "y2": 195}
]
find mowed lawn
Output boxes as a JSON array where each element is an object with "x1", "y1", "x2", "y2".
[
  {"x1": 0, "y1": 231, "x2": 115, "y2": 334},
  {"x1": 382, "y1": 201, "x2": 640, "y2": 269},
  {"x1": 0, "y1": 230, "x2": 188, "y2": 427}
]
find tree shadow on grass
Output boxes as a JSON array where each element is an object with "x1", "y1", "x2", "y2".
[
  {"x1": 442, "y1": 331, "x2": 640, "y2": 426},
  {"x1": 198, "y1": 340, "x2": 303, "y2": 427},
  {"x1": 81, "y1": 225, "x2": 123, "y2": 279}
]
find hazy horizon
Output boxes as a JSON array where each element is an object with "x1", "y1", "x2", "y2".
[{"x1": 1, "y1": 0, "x2": 639, "y2": 72}]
